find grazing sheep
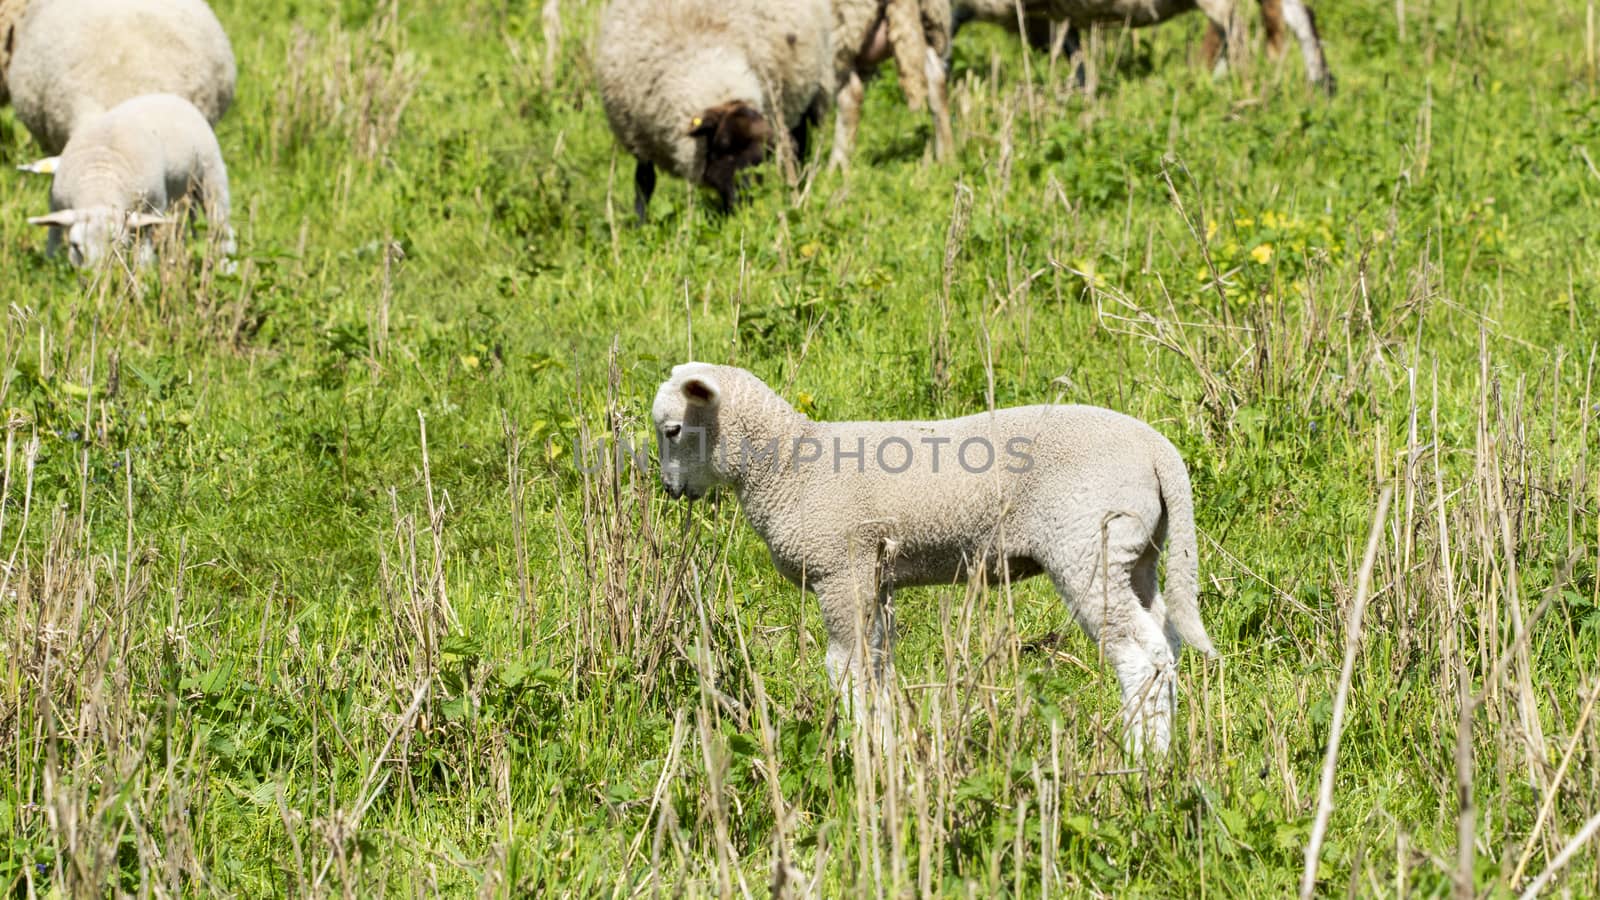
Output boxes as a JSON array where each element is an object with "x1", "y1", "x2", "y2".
[
  {"x1": 6, "y1": 0, "x2": 236, "y2": 154},
  {"x1": 953, "y1": 0, "x2": 1332, "y2": 92},
  {"x1": 25, "y1": 93, "x2": 231, "y2": 268},
  {"x1": 595, "y1": 0, "x2": 834, "y2": 221},
  {"x1": 829, "y1": 0, "x2": 955, "y2": 169},
  {"x1": 652, "y1": 363, "x2": 1216, "y2": 755}
]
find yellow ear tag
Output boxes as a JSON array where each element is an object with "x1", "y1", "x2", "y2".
[{"x1": 690, "y1": 116, "x2": 703, "y2": 130}]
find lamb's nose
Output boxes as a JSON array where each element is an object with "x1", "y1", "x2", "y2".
[{"x1": 665, "y1": 482, "x2": 685, "y2": 499}]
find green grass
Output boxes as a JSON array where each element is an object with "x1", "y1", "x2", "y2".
[{"x1": 2, "y1": 0, "x2": 1599, "y2": 894}]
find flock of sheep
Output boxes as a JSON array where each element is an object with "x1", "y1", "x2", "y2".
[
  {"x1": 598, "y1": 0, "x2": 1331, "y2": 216},
  {"x1": 0, "y1": 0, "x2": 1332, "y2": 754},
  {"x1": 1, "y1": 0, "x2": 234, "y2": 267}
]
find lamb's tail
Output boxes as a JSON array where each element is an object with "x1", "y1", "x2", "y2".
[{"x1": 1154, "y1": 439, "x2": 1217, "y2": 659}]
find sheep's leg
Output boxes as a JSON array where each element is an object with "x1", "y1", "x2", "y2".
[
  {"x1": 197, "y1": 162, "x2": 235, "y2": 260},
  {"x1": 1102, "y1": 610, "x2": 1177, "y2": 757},
  {"x1": 818, "y1": 569, "x2": 894, "y2": 734},
  {"x1": 633, "y1": 159, "x2": 656, "y2": 223},
  {"x1": 924, "y1": 49, "x2": 953, "y2": 163},
  {"x1": 828, "y1": 71, "x2": 865, "y2": 172},
  {"x1": 789, "y1": 95, "x2": 824, "y2": 174},
  {"x1": 1200, "y1": 22, "x2": 1225, "y2": 73},
  {"x1": 1194, "y1": 0, "x2": 1235, "y2": 77},
  {"x1": 1276, "y1": 0, "x2": 1333, "y2": 92},
  {"x1": 1258, "y1": 0, "x2": 1288, "y2": 58},
  {"x1": 1060, "y1": 24, "x2": 1086, "y2": 89},
  {"x1": 951, "y1": 2, "x2": 975, "y2": 37},
  {"x1": 1049, "y1": 518, "x2": 1177, "y2": 757},
  {"x1": 1132, "y1": 543, "x2": 1182, "y2": 662}
]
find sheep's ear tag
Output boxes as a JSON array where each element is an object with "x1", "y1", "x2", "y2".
[
  {"x1": 27, "y1": 210, "x2": 77, "y2": 227},
  {"x1": 17, "y1": 157, "x2": 60, "y2": 175},
  {"x1": 682, "y1": 376, "x2": 719, "y2": 407},
  {"x1": 688, "y1": 115, "x2": 714, "y2": 138}
]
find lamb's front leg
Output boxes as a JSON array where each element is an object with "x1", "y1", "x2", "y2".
[{"x1": 817, "y1": 570, "x2": 894, "y2": 735}]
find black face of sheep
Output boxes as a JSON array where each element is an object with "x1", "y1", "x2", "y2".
[{"x1": 690, "y1": 101, "x2": 772, "y2": 213}]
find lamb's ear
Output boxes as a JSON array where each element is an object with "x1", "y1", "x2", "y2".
[
  {"x1": 681, "y1": 374, "x2": 720, "y2": 408},
  {"x1": 125, "y1": 212, "x2": 171, "y2": 230},
  {"x1": 17, "y1": 156, "x2": 60, "y2": 175},
  {"x1": 28, "y1": 210, "x2": 78, "y2": 227}
]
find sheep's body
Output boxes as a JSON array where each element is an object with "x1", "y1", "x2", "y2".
[
  {"x1": 7, "y1": 0, "x2": 236, "y2": 154},
  {"x1": 954, "y1": 0, "x2": 1331, "y2": 91},
  {"x1": 829, "y1": 0, "x2": 954, "y2": 169},
  {"x1": 653, "y1": 363, "x2": 1216, "y2": 755},
  {"x1": 595, "y1": 0, "x2": 833, "y2": 219},
  {"x1": 30, "y1": 93, "x2": 230, "y2": 267}
]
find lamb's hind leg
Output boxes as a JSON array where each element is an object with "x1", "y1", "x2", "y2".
[
  {"x1": 1050, "y1": 523, "x2": 1177, "y2": 757},
  {"x1": 1132, "y1": 542, "x2": 1182, "y2": 663}
]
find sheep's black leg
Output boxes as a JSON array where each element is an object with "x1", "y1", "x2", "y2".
[
  {"x1": 789, "y1": 121, "x2": 809, "y2": 168},
  {"x1": 1065, "y1": 25, "x2": 1086, "y2": 88},
  {"x1": 951, "y1": 2, "x2": 974, "y2": 37},
  {"x1": 789, "y1": 97, "x2": 823, "y2": 166},
  {"x1": 633, "y1": 159, "x2": 655, "y2": 224}
]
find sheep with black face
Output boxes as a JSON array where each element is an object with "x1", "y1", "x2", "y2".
[{"x1": 595, "y1": 0, "x2": 834, "y2": 220}]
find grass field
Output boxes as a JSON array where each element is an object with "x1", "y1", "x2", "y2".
[{"x1": 3, "y1": 0, "x2": 1600, "y2": 894}]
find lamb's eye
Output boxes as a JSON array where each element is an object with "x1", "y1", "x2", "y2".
[{"x1": 664, "y1": 424, "x2": 682, "y2": 440}]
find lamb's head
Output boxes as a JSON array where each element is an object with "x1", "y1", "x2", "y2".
[
  {"x1": 689, "y1": 101, "x2": 771, "y2": 212},
  {"x1": 652, "y1": 364, "x2": 730, "y2": 500},
  {"x1": 27, "y1": 207, "x2": 169, "y2": 268}
]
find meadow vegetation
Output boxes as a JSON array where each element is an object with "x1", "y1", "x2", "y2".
[{"x1": 1, "y1": 0, "x2": 1599, "y2": 894}]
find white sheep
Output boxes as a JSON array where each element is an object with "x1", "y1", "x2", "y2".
[
  {"x1": 5, "y1": 0, "x2": 236, "y2": 154},
  {"x1": 829, "y1": 0, "x2": 955, "y2": 170},
  {"x1": 953, "y1": 0, "x2": 1332, "y2": 91},
  {"x1": 651, "y1": 363, "x2": 1216, "y2": 755},
  {"x1": 24, "y1": 93, "x2": 232, "y2": 268},
  {"x1": 595, "y1": 0, "x2": 834, "y2": 221}
]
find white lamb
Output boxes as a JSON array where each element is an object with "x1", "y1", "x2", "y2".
[
  {"x1": 595, "y1": 0, "x2": 834, "y2": 221},
  {"x1": 651, "y1": 363, "x2": 1217, "y2": 755},
  {"x1": 5, "y1": 0, "x2": 236, "y2": 154},
  {"x1": 25, "y1": 93, "x2": 232, "y2": 268},
  {"x1": 952, "y1": 0, "x2": 1332, "y2": 91}
]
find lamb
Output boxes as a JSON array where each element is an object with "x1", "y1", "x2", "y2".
[
  {"x1": 24, "y1": 93, "x2": 232, "y2": 268},
  {"x1": 952, "y1": 0, "x2": 1332, "y2": 92},
  {"x1": 829, "y1": 0, "x2": 955, "y2": 169},
  {"x1": 595, "y1": 0, "x2": 834, "y2": 221},
  {"x1": 652, "y1": 363, "x2": 1217, "y2": 755},
  {"x1": 5, "y1": 0, "x2": 236, "y2": 154}
]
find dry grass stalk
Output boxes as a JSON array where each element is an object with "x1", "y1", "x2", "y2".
[{"x1": 1301, "y1": 486, "x2": 1393, "y2": 898}]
